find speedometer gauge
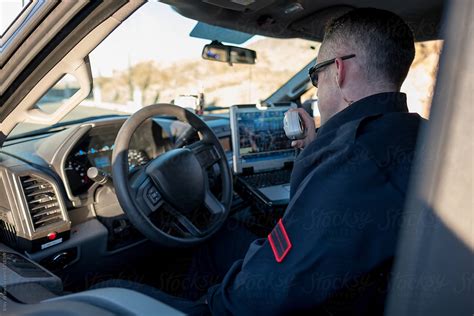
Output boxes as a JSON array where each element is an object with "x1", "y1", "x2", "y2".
[{"x1": 128, "y1": 149, "x2": 150, "y2": 170}]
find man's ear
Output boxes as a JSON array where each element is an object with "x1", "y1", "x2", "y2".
[{"x1": 334, "y1": 57, "x2": 345, "y2": 87}]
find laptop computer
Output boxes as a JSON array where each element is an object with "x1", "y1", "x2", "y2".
[{"x1": 230, "y1": 104, "x2": 296, "y2": 206}]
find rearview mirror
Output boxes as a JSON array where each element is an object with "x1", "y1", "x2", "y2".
[{"x1": 202, "y1": 41, "x2": 256, "y2": 65}]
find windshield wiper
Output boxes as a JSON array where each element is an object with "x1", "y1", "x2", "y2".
[{"x1": 6, "y1": 114, "x2": 128, "y2": 141}]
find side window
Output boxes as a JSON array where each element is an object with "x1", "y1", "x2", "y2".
[
  {"x1": 300, "y1": 86, "x2": 320, "y2": 127},
  {"x1": 401, "y1": 40, "x2": 442, "y2": 118},
  {"x1": 35, "y1": 74, "x2": 81, "y2": 114},
  {"x1": 8, "y1": 74, "x2": 83, "y2": 137}
]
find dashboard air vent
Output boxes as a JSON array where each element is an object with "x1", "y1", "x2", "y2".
[{"x1": 20, "y1": 175, "x2": 63, "y2": 230}]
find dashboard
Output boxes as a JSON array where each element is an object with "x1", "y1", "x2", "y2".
[
  {"x1": 0, "y1": 116, "x2": 233, "y2": 202},
  {"x1": 0, "y1": 114, "x2": 232, "y2": 257}
]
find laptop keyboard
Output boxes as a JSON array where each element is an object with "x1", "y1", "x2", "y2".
[{"x1": 242, "y1": 169, "x2": 292, "y2": 188}]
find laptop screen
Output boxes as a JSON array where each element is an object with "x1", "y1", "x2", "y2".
[
  {"x1": 230, "y1": 105, "x2": 296, "y2": 173},
  {"x1": 237, "y1": 110, "x2": 293, "y2": 158}
]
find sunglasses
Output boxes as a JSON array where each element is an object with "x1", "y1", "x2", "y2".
[{"x1": 308, "y1": 54, "x2": 356, "y2": 87}]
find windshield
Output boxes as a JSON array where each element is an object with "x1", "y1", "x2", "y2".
[
  {"x1": 7, "y1": 1, "x2": 441, "y2": 140},
  {"x1": 8, "y1": 2, "x2": 317, "y2": 138}
]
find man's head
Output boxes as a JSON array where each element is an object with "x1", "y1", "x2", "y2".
[{"x1": 315, "y1": 8, "x2": 415, "y2": 124}]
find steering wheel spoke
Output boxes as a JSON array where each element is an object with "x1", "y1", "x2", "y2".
[
  {"x1": 130, "y1": 170, "x2": 164, "y2": 216},
  {"x1": 204, "y1": 189, "x2": 226, "y2": 215},
  {"x1": 141, "y1": 183, "x2": 164, "y2": 216},
  {"x1": 166, "y1": 206, "x2": 204, "y2": 237},
  {"x1": 187, "y1": 141, "x2": 221, "y2": 169}
]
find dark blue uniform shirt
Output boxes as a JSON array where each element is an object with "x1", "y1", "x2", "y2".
[{"x1": 207, "y1": 92, "x2": 424, "y2": 315}]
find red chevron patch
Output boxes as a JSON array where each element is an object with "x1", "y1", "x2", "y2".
[{"x1": 268, "y1": 218, "x2": 292, "y2": 263}]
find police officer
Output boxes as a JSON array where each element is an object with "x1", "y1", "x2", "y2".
[
  {"x1": 205, "y1": 7, "x2": 424, "y2": 315},
  {"x1": 96, "y1": 7, "x2": 424, "y2": 315}
]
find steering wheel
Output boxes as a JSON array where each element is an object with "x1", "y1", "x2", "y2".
[{"x1": 111, "y1": 104, "x2": 233, "y2": 247}]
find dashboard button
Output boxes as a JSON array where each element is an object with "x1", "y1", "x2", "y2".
[{"x1": 147, "y1": 186, "x2": 161, "y2": 205}]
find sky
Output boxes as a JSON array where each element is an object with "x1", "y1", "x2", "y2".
[
  {"x1": 90, "y1": 1, "x2": 215, "y2": 76},
  {"x1": 89, "y1": 1, "x2": 262, "y2": 76},
  {"x1": 0, "y1": 0, "x2": 25, "y2": 35}
]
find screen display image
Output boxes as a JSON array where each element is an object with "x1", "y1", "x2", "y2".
[
  {"x1": 237, "y1": 110, "x2": 293, "y2": 158},
  {"x1": 93, "y1": 156, "x2": 111, "y2": 170}
]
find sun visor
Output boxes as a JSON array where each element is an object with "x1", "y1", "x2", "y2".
[{"x1": 190, "y1": 22, "x2": 253, "y2": 44}]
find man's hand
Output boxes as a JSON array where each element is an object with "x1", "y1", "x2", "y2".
[{"x1": 288, "y1": 108, "x2": 316, "y2": 149}]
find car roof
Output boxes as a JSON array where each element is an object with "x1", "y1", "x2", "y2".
[{"x1": 162, "y1": 0, "x2": 445, "y2": 42}]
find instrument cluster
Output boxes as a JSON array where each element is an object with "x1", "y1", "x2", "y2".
[{"x1": 64, "y1": 124, "x2": 152, "y2": 197}]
